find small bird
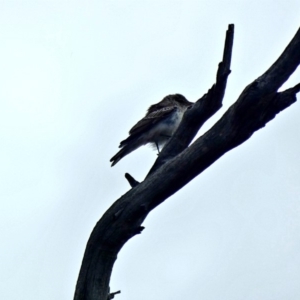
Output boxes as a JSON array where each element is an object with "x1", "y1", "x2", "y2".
[{"x1": 110, "y1": 94, "x2": 193, "y2": 166}]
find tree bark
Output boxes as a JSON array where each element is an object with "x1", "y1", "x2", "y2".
[{"x1": 74, "y1": 25, "x2": 300, "y2": 300}]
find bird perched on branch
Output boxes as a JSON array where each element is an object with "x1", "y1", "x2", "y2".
[{"x1": 110, "y1": 94, "x2": 193, "y2": 166}]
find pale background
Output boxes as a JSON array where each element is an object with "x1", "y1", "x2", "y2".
[{"x1": 1, "y1": 1, "x2": 300, "y2": 299}]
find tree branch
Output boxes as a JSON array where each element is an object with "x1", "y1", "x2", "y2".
[
  {"x1": 125, "y1": 173, "x2": 140, "y2": 188},
  {"x1": 256, "y1": 27, "x2": 300, "y2": 93},
  {"x1": 147, "y1": 24, "x2": 234, "y2": 176},
  {"x1": 107, "y1": 290, "x2": 121, "y2": 300},
  {"x1": 74, "y1": 26, "x2": 300, "y2": 300}
]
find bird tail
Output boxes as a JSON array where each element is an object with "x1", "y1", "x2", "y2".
[
  {"x1": 110, "y1": 137, "x2": 142, "y2": 166},
  {"x1": 110, "y1": 147, "x2": 129, "y2": 166}
]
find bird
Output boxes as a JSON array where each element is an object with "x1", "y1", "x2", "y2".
[{"x1": 110, "y1": 94, "x2": 193, "y2": 166}]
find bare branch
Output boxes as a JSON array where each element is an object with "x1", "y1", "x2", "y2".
[
  {"x1": 74, "y1": 26, "x2": 300, "y2": 300},
  {"x1": 125, "y1": 173, "x2": 140, "y2": 188},
  {"x1": 147, "y1": 24, "x2": 234, "y2": 176},
  {"x1": 107, "y1": 290, "x2": 121, "y2": 300},
  {"x1": 256, "y1": 27, "x2": 300, "y2": 93}
]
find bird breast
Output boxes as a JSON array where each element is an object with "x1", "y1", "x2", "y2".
[{"x1": 148, "y1": 108, "x2": 185, "y2": 146}]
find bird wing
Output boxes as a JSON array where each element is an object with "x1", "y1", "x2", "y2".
[{"x1": 129, "y1": 106, "x2": 176, "y2": 136}]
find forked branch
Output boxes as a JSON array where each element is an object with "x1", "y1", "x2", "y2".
[
  {"x1": 147, "y1": 24, "x2": 234, "y2": 176},
  {"x1": 74, "y1": 26, "x2": 300, "y2": 300}
]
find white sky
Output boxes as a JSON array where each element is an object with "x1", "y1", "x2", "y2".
[{"x1": 0, "y1": 1, "x2": 300, "y2": 299}]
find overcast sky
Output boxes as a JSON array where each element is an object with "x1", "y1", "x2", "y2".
[{"x1": 1, "y1": 1, "x2": 300, "y2": 300}]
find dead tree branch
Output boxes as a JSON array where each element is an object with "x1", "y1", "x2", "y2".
[
  {"x1": 74, "y1": 25, "x2": 300, "y2": 300},
  {"x1": 147, "y1": 24, "x2": 234, "y2": 176}
]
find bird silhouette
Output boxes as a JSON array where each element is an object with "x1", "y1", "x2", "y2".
[{"x1": 110, "y1": 94, "x2": 192, "y2": 166}]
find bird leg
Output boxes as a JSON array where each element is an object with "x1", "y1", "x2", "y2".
[
  {"x1": 155, "y1": 135, "x2": 172, "y2": 155},
  {"x1": 155, "y1": 141, "x2": 160, "y2": 155}
]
